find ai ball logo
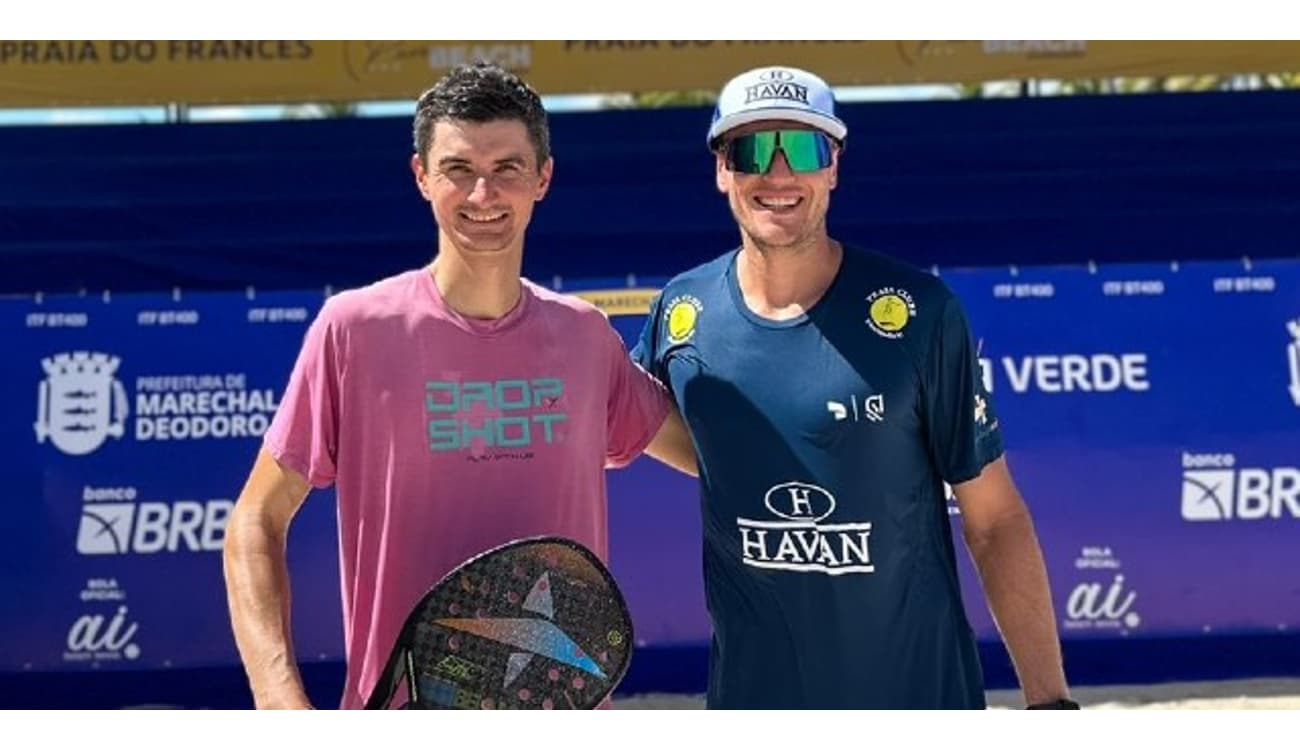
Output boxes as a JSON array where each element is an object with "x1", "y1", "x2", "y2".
[
  {"x1": 665, "y1": 295, "x2": 703, "y2": 345},
  {"x1": 35, "y1": 352, "x2": 129, "y2": 456},
  {"x1": 1064, "y1": 547, "x2": 1140, "y2": 631},
  {"x1": 64, "y1": 605, "x2": 141, "y2": 662},
  {"x1": 1065, "y1": 575, "x2": 1140, "y2": 630},
  {"x1": 865, "y1": 288, "x2": 916, "y2": 339}
]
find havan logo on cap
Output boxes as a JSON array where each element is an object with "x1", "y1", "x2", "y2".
[{"x1": 744, "y1": 75, "x2": 809, "y2": 106}]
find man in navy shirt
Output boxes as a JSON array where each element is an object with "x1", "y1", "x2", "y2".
[{"x1": 632, "y1": 66, "x2": 1075, "y2": 709}]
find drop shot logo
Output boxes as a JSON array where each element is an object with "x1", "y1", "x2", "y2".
[{"x1": 426, "y1": 378, "x2": 568, "y2": 453}]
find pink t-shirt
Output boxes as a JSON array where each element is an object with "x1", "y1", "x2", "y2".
[{"x1": 264, "y1": 269, "x2": 669, "y2": 709}]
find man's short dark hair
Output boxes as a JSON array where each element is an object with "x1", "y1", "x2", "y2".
[{"x1": 412, "y1": 61, "x2": 550, "y2": 168}]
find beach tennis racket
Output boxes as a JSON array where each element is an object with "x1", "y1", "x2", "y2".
[{"x1": 364, "y1": 536, "x2": 633, "y2": 710}]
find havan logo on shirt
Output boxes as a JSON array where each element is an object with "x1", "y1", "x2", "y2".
[
  {"x1": 736, "y1": 482, "x2": 874, "y2": 576},
  {"x1": 426, "y1": 378, "x2": 568, "y2": 453}
]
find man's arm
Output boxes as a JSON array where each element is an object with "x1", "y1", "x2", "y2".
[
  {"x1": 952, "y1": 456, "x2": 1071, "y2": 707},
  {"x1": 643, "y1": 404, "x2": 698, "y2": 477},
  {"x1": 222, "y1": 447, "x2": 314, "y2": 709}
]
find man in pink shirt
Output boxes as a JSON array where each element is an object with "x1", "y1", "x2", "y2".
[{"x1": 222, "y1": 62, "x2": 697, "y2": 710}]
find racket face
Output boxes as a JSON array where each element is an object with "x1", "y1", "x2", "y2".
[{"x1": 400, "y1": 537, "x2": 633, "y2": 710}]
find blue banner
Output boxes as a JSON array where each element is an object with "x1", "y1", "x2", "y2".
[
  {"x1": 945, "y1": 258, "x2": 1299, "y2": 639},
  {"x1": 3, "y1": 258, "x2": 1298, "y2": 676},
  {"x1": 2, "y1": 289, "x2": 341, "y2": 671}
]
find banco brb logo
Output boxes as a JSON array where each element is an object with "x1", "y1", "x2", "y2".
[
  {"x1": 1182, "y1": 469, "x2": 1235, "y2": 521},
  {"x1": 35, "y1": 352, "x2": 129, "y2": 456},
  {"x1": 1181, "y1": 452, "x2": 1300, "y2": 522}
]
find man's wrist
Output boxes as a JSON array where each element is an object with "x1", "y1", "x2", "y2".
[{"x1": 1026, "y1": 698, "x2": 1080, "y2": 710}]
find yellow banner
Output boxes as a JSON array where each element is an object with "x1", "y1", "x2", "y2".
[
  {"x1": 3, "y1": 41, "x2": 1300, "y2": 108},
  {"x1": 571, "y1": 288, "x2": 660, "y2": 317}
]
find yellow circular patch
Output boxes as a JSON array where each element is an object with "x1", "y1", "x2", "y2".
[
  {"x1": 667, "y1": 301, "x2": 698, "y2": 343},
  {"x1": 869, "y1": 294, "x2": 911, "y2": 332}
]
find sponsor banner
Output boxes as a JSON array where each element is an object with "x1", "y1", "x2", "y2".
[
  {"x1": 5, "y1": 41, "x2": 1300, "y2": 107},
  {"x1": 3, "y1": 258, "x2": 1297, "y2": 673},
  {"x1": 944, "y1": 258, "x2": 1299, "y2": 638},
  {"x1": 2, "y1": 289, "x2": 342, "y2": 671}
]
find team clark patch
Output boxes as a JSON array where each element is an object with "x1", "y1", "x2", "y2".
[
  {"x1": 664, "y1": 295, "x2": 703, "y2": 345},
  {"x1": 865, "y1": 287, "x2": 916, "y2": 339}
]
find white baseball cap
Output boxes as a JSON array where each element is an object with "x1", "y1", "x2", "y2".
[{"x1": 707, "y1": 65, "x2": 848, "y2": 147}]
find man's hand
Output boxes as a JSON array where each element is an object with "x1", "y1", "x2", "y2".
[
  {"x1": 954, "y1": 456, "x2": 1072, "y2": 707},
  {"x1": 224, "y1": 448, "x2": 314, "y2": 710},
  {"x1": 1027, "y1": 698, "x2": 1081, "y2": 709},
  {"x1": 255, "y1": 686, "x2": 315, "y2": 710}
]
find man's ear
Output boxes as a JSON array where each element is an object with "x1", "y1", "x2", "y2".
[
  {"x1": 535, "y1": 157, "x2": 554, "y2": 201},
  {"x1": 411, "y1": 153, "x2": 431, "y2": 201}
]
